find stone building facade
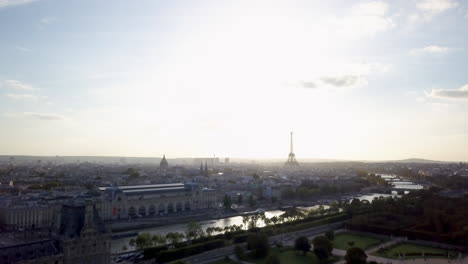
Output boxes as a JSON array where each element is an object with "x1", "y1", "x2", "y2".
[
  {"x1": 55, "y1": 204, "x2": 111, "y2": 264},
  {"x1": 0, "y1": 203, "x2": 111, "y2": 264},
  {"x1": 0, "y1": 205, "x2": 57, "y2": 230},
  {"x1": 98, "y1": 183, "x2": 217, "y2": 220}
]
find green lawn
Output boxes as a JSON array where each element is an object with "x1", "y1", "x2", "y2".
[
  {"x1": 374, "y1": 243, "x2": 456, "y2": 259},
  {"x1": 332, "y1": 233, "x2": 384, "y2": 250},
  {"x1": 243, "y1": 248, "x2": 339, "y2": 264}
]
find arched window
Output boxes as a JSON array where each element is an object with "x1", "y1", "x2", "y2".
[
  {"x1": 128, "y1": 207, "x2": 136, "y2": 218},
  {"x1": 176, "y1": 202, "x2": 183, "y2": 212},
  {"x1": 138, "y1": 206, "x2": 146, "y2": 217},
  {"x1": 167, "y1": 203, "x2": 174, "y2": 213},
  {"x1": 148, "y1": 205, "x2": 156, "y2": 215},
  {"x1": 158, "y1": 204, "x2": 165, "y2": 214}
]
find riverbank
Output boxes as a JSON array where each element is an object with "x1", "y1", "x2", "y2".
[{"x1": 108, "y1": 190, "x2": 393, "y2": 235}]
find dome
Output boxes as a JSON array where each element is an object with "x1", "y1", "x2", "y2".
[{"x1": 160, "y1": 155, "x2": 168, "y2": 168}]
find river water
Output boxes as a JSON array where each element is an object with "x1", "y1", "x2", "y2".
[{"x1": 111, "y1": 174, "x2": 423, "y2": 253}]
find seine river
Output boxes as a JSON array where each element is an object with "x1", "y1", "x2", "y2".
[{"x1": 111, "y1": 175, "x2": 423, "y2": 253}]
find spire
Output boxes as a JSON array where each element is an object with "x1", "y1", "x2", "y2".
[
  {"x1": 204, "y1": 161, "x2": 209, "y2": 177},
  {"x1": 285, "y1": 131, "x2": 299, "y2": 166},
  {"x1": 290, "y1": 131, "x2": 294, "y2": 154}
]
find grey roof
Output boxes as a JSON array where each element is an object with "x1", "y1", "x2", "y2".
[
  {"x1": 123, "y1": 186, "x2": 189, "y2": 196},
  {"x1": 98, "y1": 183, "x2": 184, "y2": 191}
]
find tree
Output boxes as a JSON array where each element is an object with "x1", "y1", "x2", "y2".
[
  {"x1": 242, "y1": 215, "x2": 250, "y2": 230},
  {"x1": 223, "y1": 194, "x2": 232, "y2": 210},
  {"x1": 205, "y1": 227, "x2": 215, "y2": 236},
  {"x1": 152, "y1": 234, "x2": 166, "y2": 246},
  {"x1": 253, "y1": 173, "x2": 260, "y2": 180},
  {"x1": 125, "y1": 167, "x2": 140, "y2": 178},
  {"x1": 294, "y1": 236, "x2": 311, "y2": 255},
  {"x1": 313, "y1": 236, "x2": 333, "y2": 264},
  {"x1": 135, "y1": 232, "x2": 152, "y2": 249},
  {"x1": 325, "y1": 230, "x2": 335, "y2": 241},
  {"x1": 247, "y1": 234, "x2": 269, "y2": 259},
  {"x1": 270, "y1": 216, "x2": 279, "y2": 226},
  {"x1": 345, "y1": 247, "x2": 367, "y2": 264},
  {"x1": 185, "y1": 222, "x2": 204, "y2": 240},
  {"x1": 165, "y1": 232, "x2": 185, "y2": 245}
]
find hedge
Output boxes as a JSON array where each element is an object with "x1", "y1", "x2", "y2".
[{"x1": 152, "y1": 239, "x2": 226, "y2": 263}]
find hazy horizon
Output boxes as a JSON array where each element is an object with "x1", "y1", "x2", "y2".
[
  {"x1": 0, "y1": 154, "x2": 464, "y2": 164},
  {"x1": 1, "y1": 0, "x2": 468, "y2": 161}
]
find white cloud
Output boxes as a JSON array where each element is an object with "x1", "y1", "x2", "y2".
[
  {"x1": 3, "y1": 112, "x2": 65, "y2": 120},
  {"x1": 297, "y1": 61, "x2": 389, "y2": 90},
  {"x1": 411, "y1": 45, "x2": 449, "y2": 55},
  {"x1": 2, "y1": 80, "x2": 37, "y2": 90},
  {"x1": 299, "y1": 75, "x2": 367, "y2": 90},
  {"x1": 5, "y1": 93, "x2": 47, "y2": 101},
  {"x1": 337, "y1": 1, "x2": 396, "y2": 37},
  {"x1": 0, "y1": 0, "x2": 36, "y2": 9},
  {"x1": 24, "y1": 112, "x2": 64, "y2": 120},
  {"x1": 428, "y1": 84, "x2": 468, "y2": 100},
  {"x1": 15, "y1": 46, "x2": 31, "y2": 52},
  {"x1": 416, "y1": 0, "x2": 458, "y2": 16},
  {"x1": 410, "y1": 0, "x2": 458, "y2": 24},
  {"x1": 321, "y1": 75, "x2": 365, "y2": 87},
  {"x1": 40, "y1": 17, "x2": 56, "y2": 25}
]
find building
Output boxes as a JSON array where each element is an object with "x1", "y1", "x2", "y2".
[
  {"x1": 0, "y1": 240, "x2": 63, "y2": 264},
  {"x1": 0, "y1": 203, "x2": 111, "y2": 264},
  {"x1": 98, "y1": 183, "x2": 217, "y2": 220},
  {"x1": 159, "y1": 155, "x2": 169, "y2": 175},
  {"x1": 0, "y1": 204, "x2": 57, "y2": 231},
  {"x1": 54, "y1": 203, "x2": 111, "y2": 264}
]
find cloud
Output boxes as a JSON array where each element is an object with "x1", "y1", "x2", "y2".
[
  {"x1": 24, "y1": 112, "x2": 64, "y2": 120},
  {"x1": 40, "y1": 17, "x2": 56, "y2": 25},
  {"x1": 321, "y1": 75, "x2": 363, "y2": 87},
  {"x1": 2, "y1": 80, "x2": 37, "y2": 90},
  {"x1": 409, "y1": 0, "x2": 458, "y2": 24},
  {"x1": 0, "y1": 0, "x2": 36, "y2": 9},
  {"x1": 5, "y1": 93, "x2": 47, "y2": 101},
  {"x1": 15, "y1": 46, "x2": 31, "y2": 52},
  {"x1": 428, "y1": 84, "x2": 468, "y2": 100},
  {"x1": 416, "y1": 0, "x2": 458, "y2": 16},
  {"x1": 338, "y1": 1, "x2": 396, "y2": 37},
  {"x1": 411, "y1": 45, "x2": 449, "y2": 55},
  {"x1": 300, "y1": 82, "x2": 317, "y2": 89},
  {"x1": 3, "y1": 112, "x2": 65, "y2": 120},
  {"x1": 299, "y1": 75, "x2": 367, "y2": 89}
]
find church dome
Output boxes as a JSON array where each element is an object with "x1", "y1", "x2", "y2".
[{"x1": 160, "y1": 155, "x2": 168, "y2": 168}]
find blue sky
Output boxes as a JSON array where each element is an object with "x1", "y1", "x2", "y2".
[{"x1": 1, "y1": 0, "x2": 468, "y2": 161}]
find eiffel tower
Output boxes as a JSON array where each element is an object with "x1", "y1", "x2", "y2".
[{"x1": 285, "y1": 131, "x2": 299, "y2": 166}]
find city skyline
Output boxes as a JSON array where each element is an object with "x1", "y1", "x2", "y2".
[{"x1": 1, "y1": 0, "x2": 468, "y2": 161}]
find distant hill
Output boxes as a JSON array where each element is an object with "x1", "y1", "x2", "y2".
[{"x1": 387, "y1": 158, "x2": 452, "y2": 164}]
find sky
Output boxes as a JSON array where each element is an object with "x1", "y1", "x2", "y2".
[{"x1": 0, "y1": 0, "x2": 468, "y2": 161}]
